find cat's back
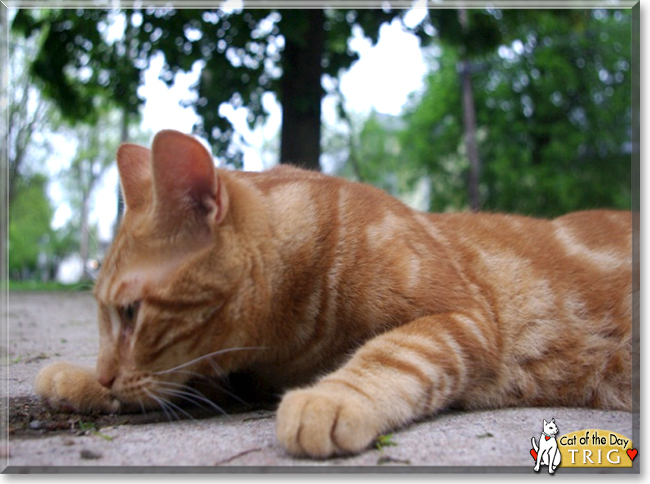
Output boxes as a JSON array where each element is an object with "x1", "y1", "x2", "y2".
[
  {"x1": 428, "y1": 209, "x2": 632, "y2": 317},
  {"x1": 430, "y1": 209, "x2": 631, "y2": 274},
  {"x1": 231, "y1": 165, "x2": 417, "y2": 249},
  {"x1": 232, "y1": 167, "x2": 632, "y2": 285},
  {"x1": 552, "y1": 210, "x2": 632, "y2": 257},
  {"x1": 233, "y1": 164, "x2": 402, "y2": 209}
]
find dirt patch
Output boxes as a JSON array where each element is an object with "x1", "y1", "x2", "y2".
[
  {"x1": 7, "y1": 396, "x2": 164, "y2": 439},
  {"x1": 6, "y1": 395, "x2": 262, "y2": 440}
]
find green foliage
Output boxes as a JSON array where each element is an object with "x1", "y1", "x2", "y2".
[
  {"x1": 63, "y1": 116, "x2": 120, "y2": 208},
  {"x1": 13, "y1": 7, "x2": 632, "y2": 217},
  {"x1": 7, "y1": 280, "x2": 87, "y2": 292},
  {"x1": 12, "y1": 7, "x2": 401, "y2": 166},
  {"x1": 78, "y1": 421, "x2": 115, "y2": 441},
  {"x1": 7, "y1": 22, "x2": 58, "y2": 208},
  {"x1": 12, "y1": 9, "x2": 140, "y2": 122},
  {"x1": 427, "y1": 9, "x2": 503, "y2": 57},
  {"x1": 477, "y1": 9, "x2": 632, "y2": 216},
  {"x1": 397, "y1": 9, "x2": 632, "y2": 217},
  {"x1": 338, "y1": 112, "x2": 407, "y2": 188},
  {"x1": 58, "y1": 114, "x2": 123, "y2": 269},
  {"x1": 375, "y1": 433, "x2": 398, "y2": 451},
  {"x1": 8, "y1": 174, "x2": 54, "y2": 277},
  {"x1": 48, "y1": 224, "x2": 79, "y2": 262},
  {"x1": 399, "y1": 47, "x2": 468, "y2": 212},
  {"x1": 136, "y1": 8, "x2": 395, "y2": 163}
]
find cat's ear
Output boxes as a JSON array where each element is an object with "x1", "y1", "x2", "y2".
[
  {"x1": 116, "y1": 144, "x2": 152, "y2": 212},
  {"x1": 544, "y1": 419, "x2": 548, "y2": 426},
  {"x1": 151, "y1": 130, "x2": 228, "y2": 227}
]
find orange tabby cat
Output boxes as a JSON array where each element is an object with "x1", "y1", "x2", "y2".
[{"x1": 35, "y1": 130, "x2": 633, "y2": 458}]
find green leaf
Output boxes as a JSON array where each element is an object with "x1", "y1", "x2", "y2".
[{"x1": 375, "y1": 433, "x2": 398, "y2": 450}]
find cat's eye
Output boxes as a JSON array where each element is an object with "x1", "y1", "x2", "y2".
[{"x1": 119, "y1": 301, "x2": 141, "y2": 327}]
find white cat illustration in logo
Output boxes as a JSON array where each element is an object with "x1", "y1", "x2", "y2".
[{"x1": 531, "y1": 418, "x2": 562, "y2": 473}]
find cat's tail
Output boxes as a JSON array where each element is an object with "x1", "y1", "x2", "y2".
[{"x1": 531, "y1": 437, "x2": 538, "y2": 452}]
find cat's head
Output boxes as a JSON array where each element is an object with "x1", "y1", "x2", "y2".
[
  {"x1": 93, "y1": 130, "x2": 254, "y2": 409},
  {"x1": 543, "y1": 418, "x2": 559, "y2": 436}
]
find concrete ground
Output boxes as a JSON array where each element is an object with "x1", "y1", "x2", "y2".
[{"x1": 2, "y1": 292, "x2": 638, "y2": 473}]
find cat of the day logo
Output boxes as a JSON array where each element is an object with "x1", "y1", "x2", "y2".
[{"x1": 530, "y1": 418, "x2": 637, "y2": 473}]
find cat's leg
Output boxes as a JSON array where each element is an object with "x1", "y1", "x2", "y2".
[
  {"x1": 276, "y1": 312, "x2": 496, "y2": 457},
  {"x1": 35, "y1": 362, "x2": 121, "y2": 414}
]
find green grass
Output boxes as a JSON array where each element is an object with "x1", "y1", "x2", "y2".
[
  {"x1": 78, "y1": 421, "x2": 115, "y2": 441},
  {"x1": 6, "y1": 280, "x2": 93, "y2": 292},
  {"x1": 375, "y1": 433, "x2": 398, "y2": 451}
]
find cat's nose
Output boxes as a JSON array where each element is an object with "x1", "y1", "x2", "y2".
[{"x1": 98, "y1": 374, "x2": 116, "y2": 389}]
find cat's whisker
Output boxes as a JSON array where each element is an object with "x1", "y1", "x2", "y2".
[
  {"x1": 137, "y1": 395, "x2": 147, "y2": 416},
  {"x1": 156, "y1": 380, "x2": 228, "y2": 414},
  {"x1": 162, "y1": 370, "x2": 252, "y2": 408},
  {"x1": 156, "y1": 379, "x2": 213, "y2": 393},
  {"x1": 160, "y1": 397, "x2": 196, "y2": 422},
  {"x1": 207, "y1": 358, "x2": 226, "y2": 378},
  {"x1": 156, "y1": 387, "x2": 208, "y2": 411},
  {"x1": 147, "y1": 387, "x2": 197, "y2": 421},
  {"x1": 156, "y1": 385, "x2": 228, "y2": 416},
  {"x1": 153, "y1": 346, "x2": 266, "y2": 376},
  {"x1": 170, "y1": 368, "x2": 228, "y2": 391},
  {"x1": 164, "y1": 369, "x2": 211, "y2": 382},
  {"x1": 179, "y1": 371, "x2": 252, "y2": 407},
  {"x1": 211, "y1": 380, "x2": 251, "y2": 408},
  {"x1": 171, "y1": 369, "x2": 204, "y2": 377},
  {"x1": 145, "y1": 388, "x2": 178, "y2": 422}
]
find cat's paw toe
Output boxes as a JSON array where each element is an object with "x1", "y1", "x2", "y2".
[
  {"x1": 35, "y1": 362, "x2": 120, "y2": 414},
  {"x1": 276, "y1": 385, "x2": 377, "y2": 458}
]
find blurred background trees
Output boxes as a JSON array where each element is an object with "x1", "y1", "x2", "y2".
[
  {"x1": 398, "y1": 8, "x2": 632, "y2": 216},
  {"x1": 5, "y1": 5, "x2": 634, "y2": 285},
  {"x1": 11, "y1": 7, "x2": 403, "y2": 169}
]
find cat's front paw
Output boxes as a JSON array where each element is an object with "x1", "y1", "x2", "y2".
[
  {"x1": 276, "y1": 384, "x2": 379, "y2": 458},
  {"x1": 35, "y1": 362, "x2": 120, "y2": 414}
]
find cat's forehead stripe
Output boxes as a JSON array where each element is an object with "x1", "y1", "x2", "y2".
[
  {"x1": 98, "y1": 254, "x2": 193, "y2": 305},
  {"x1": 97, "y1": 274, "x2": 146, "y2": 306}
]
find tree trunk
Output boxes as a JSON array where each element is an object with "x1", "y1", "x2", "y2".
[
  {"x1": 458, "y1": 8, "x2": 481, "y2": 212},
  {"x1": 279, "y1": 10, "x2": 324, "y2": 171}
]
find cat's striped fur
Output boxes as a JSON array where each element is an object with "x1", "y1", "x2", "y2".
[{"x1": 35, "y1": 130, "x2": 633, "y2": 457}]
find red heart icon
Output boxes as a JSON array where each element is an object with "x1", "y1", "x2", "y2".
[
  {"x1": 545, "y1": 436, "x2": 550, "y2": 441},
  {"x1": 627, "y1": 449, "x2": 638, "y2": 461}
]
